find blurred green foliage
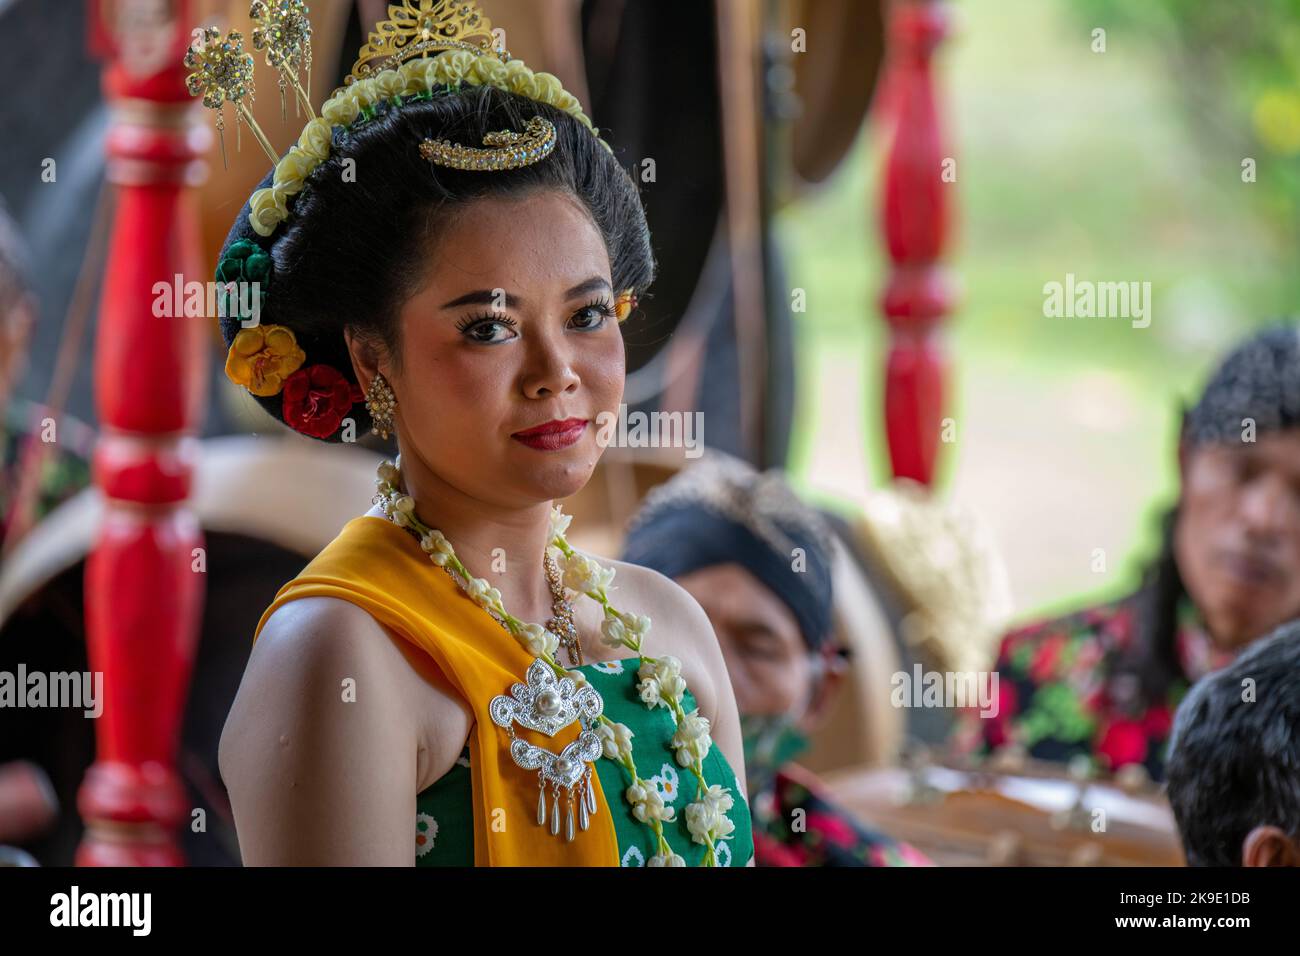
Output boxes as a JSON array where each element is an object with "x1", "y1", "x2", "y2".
[{"x1": 1072, "y1": 0, "x2": 1300, "y2": 291}]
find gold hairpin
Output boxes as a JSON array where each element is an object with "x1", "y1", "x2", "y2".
[
  {"x1": 184, "y1": 27, "x2": 278, "y2": 169},
  {"x1": 418, "y1": 115, "x2": 557, "y2": 171},
  {"x1": 347, "y1": 0, "x2": 509, "y2": 85},
  {"x1": 250, "y1": 0, "x2": 316, "y2": 122}
]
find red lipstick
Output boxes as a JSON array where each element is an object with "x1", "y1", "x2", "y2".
[{"x1": 511, "y1": 417, "x2": 588, "y2": 451}]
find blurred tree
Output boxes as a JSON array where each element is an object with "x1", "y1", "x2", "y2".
[{"x1": 1072, "y1": 0, "x2": 1300, "y2": 293}]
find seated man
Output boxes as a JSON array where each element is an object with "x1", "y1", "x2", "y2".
[
  {"x1": 0, "y1": 197, "x2": 94, "y2": 553},
  {"x1": 1166, "y1": 618, "x2": 1300, "y2": 866},
  {"x1": 622, "y1": 450, "x2": 930, "y2": 866},
  {"x1": 953, "y1": 325, "x2": 1300, "y2": 781}
]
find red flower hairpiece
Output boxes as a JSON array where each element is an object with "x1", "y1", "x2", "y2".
[{"x1": 282, "y1": 364, "x2": 364, "y2": 439}]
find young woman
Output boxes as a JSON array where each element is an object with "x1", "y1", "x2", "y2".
[{"x1": 209, "y1": 2, "x2": 753, "y2": 866}]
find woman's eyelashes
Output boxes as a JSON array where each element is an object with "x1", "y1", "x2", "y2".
[
  {"x1": 455, "y1": 312, "x2": 517, "y2": 344},
  {"x1": 569, "y1": 298, "x2": 617, "y2": 331},
  {"x1": 454, "y1": 299, "x2": 617, "y2": 343}
]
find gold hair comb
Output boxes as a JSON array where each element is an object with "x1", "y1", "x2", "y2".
[{"x1": 418, "y1": 115, "x2": 556, "y2": 171}]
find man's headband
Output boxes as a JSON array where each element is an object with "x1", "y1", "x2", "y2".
[{"x1": 621, "y1": 452, "x2": 838, "y2": 651}]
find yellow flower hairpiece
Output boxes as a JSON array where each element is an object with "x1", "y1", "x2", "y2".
[
  {"x1": 615, "y1": 290, "x2": 638, "y2": 322},
  {"x1": 225, "y1": 323, "x2": 307, "y2": 396}
]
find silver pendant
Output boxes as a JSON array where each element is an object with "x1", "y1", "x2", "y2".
[{"x1": 489, "y1": 658, "x2": 604, "y2": 841}]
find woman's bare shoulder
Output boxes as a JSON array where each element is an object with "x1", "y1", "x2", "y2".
[
  {"x1": 220, "y1": 598, "x2": 406, "y2": 769},
  {"x1": 219, "y1": 596, "x2": 424, "y2": 864},
  {"x1": 597, "y1": 554, "x2": 713, "y2": 634}
]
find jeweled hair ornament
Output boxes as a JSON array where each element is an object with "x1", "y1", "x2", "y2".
[
  {"x1": 184, "y1": 27, "x2": 277, "y2": 169},
  {"x1": 249, "y1": 0, "x2": 315, "y2": 122},
  {"x1": 418, "y1": 115, "x2": 557, "y2": 171}
]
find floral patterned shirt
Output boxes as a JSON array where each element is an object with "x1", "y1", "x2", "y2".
[
  {"x1": 950, "y1": 592, "x2": 1235, "y2": 781},
  {"x1": 751, "y1": 762, "x2": 933, "y2": 867},
  {"x1": 1, "y1": 399, "x2": 94, "y2": 551}
]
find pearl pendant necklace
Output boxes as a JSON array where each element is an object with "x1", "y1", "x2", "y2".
[{"x1": 488, "y1": 659, "x2": 603, "y2": 841}]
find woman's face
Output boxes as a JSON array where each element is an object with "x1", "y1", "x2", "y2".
[{"x1": 380, "y1": 189, "x2": 625, "y2": 508}]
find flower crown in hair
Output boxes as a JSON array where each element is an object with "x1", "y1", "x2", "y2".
[
  {"x1": 188, "y1": 1, "x2": 632, "y2": 442},
  {"x1": 187, "y1": 0, "x2": 608, "y2": 238}
]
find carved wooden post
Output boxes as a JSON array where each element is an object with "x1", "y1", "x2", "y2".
[
  {"x1": 878, "y1": 0, "x2": 954, "y2": 486},
  {"x1": 78, "y1": 0, "x2": 207, "y2": 866}
]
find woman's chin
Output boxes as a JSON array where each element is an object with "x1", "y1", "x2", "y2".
[{"x1": 506, "y1": 448, "x2": 598, "y2": 501}]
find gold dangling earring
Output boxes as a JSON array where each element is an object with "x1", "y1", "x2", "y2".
[{"x1": 365, "y1": 372, "x2": 398, "y2": 439}]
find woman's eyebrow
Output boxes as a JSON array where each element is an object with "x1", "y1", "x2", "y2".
[
  {"x1": 564, "y1": 277, "x2": 611, "y2": 299},
  {"x1": 440, "y1": 289, "x2": 521, "y2": 310},
  {"x1": 438, "y1": 277, "x2": 609, "y2": 310}
]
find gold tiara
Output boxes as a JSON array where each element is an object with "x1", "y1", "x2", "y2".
[{"x1": 346, "y1": 0, "x2": 510, "y2": 85}]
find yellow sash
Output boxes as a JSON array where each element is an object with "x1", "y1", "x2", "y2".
[{"x1": 252, "y1": 515, "x2": 620, "y2": 866}]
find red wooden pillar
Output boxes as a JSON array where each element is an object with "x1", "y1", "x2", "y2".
[
  {"x1": 78, "y1": 0, "x2": 208, "y2": 866},
  {"x1": 878, "y1": 0, "x2": 954, "y2": 486}
]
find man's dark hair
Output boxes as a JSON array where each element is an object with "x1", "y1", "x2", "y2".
[{"x1": 1166, "y1": 618, "x2": 1300, "y2": 865}]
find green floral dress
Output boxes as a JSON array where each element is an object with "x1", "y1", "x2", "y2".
[{"x1": 414, "y1": 657, "x2": 755, "y2": 866}]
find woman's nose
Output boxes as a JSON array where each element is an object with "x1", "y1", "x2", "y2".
[{"x1": 522, "y1": 337, "x2": 580, "y2": 398}]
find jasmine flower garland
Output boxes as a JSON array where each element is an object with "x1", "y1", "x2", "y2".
[{"x1": 374, "y1": 458, "x2": 735, "y2": 866}]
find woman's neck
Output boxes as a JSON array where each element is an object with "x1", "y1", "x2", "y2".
[{"x1": 385, "y1": 451, "x2": 559, "y2": 624}]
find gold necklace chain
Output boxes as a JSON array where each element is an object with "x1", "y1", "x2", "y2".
[{"x1": 543, "y1": 550, "x2": 582, "y2": 666}]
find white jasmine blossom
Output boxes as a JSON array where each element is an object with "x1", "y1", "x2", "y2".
[
  {"x1": 630, "y1": 786, "x2": 675, "y2": 824},
  {"x1": 650, "y1": 656, "x2": 687, "y2": 704},
  {"x1": 621, "y1": 612, "x2": 652, "y2": 642},
  {"x1": 702, "y1": 784, "x2": 734, "y2": 815},
  {"x1": 600, "y1": 615, "x2": 627, "y2": 648},
  {"x1": 595, "y1": 564, "x2": 616, "y2": 593},
  {"x1": 672, "y1": 709, "x2": 712, "y2": 766},
  {"x1": 685, "y1": 801, "x2": 719, "y2": 845},
  {"x1": 595, "y1": 720, "x2": 634, "y2": 760},
  {"x1": 637, "y1": 676, "x2": 662, "y2": 707},
  {"x1": 561, "y1": 552, "x2": 599, "y2": 593},
  {"x1": 548, "y1": 507, "x2": 573, "y2": 541}
]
